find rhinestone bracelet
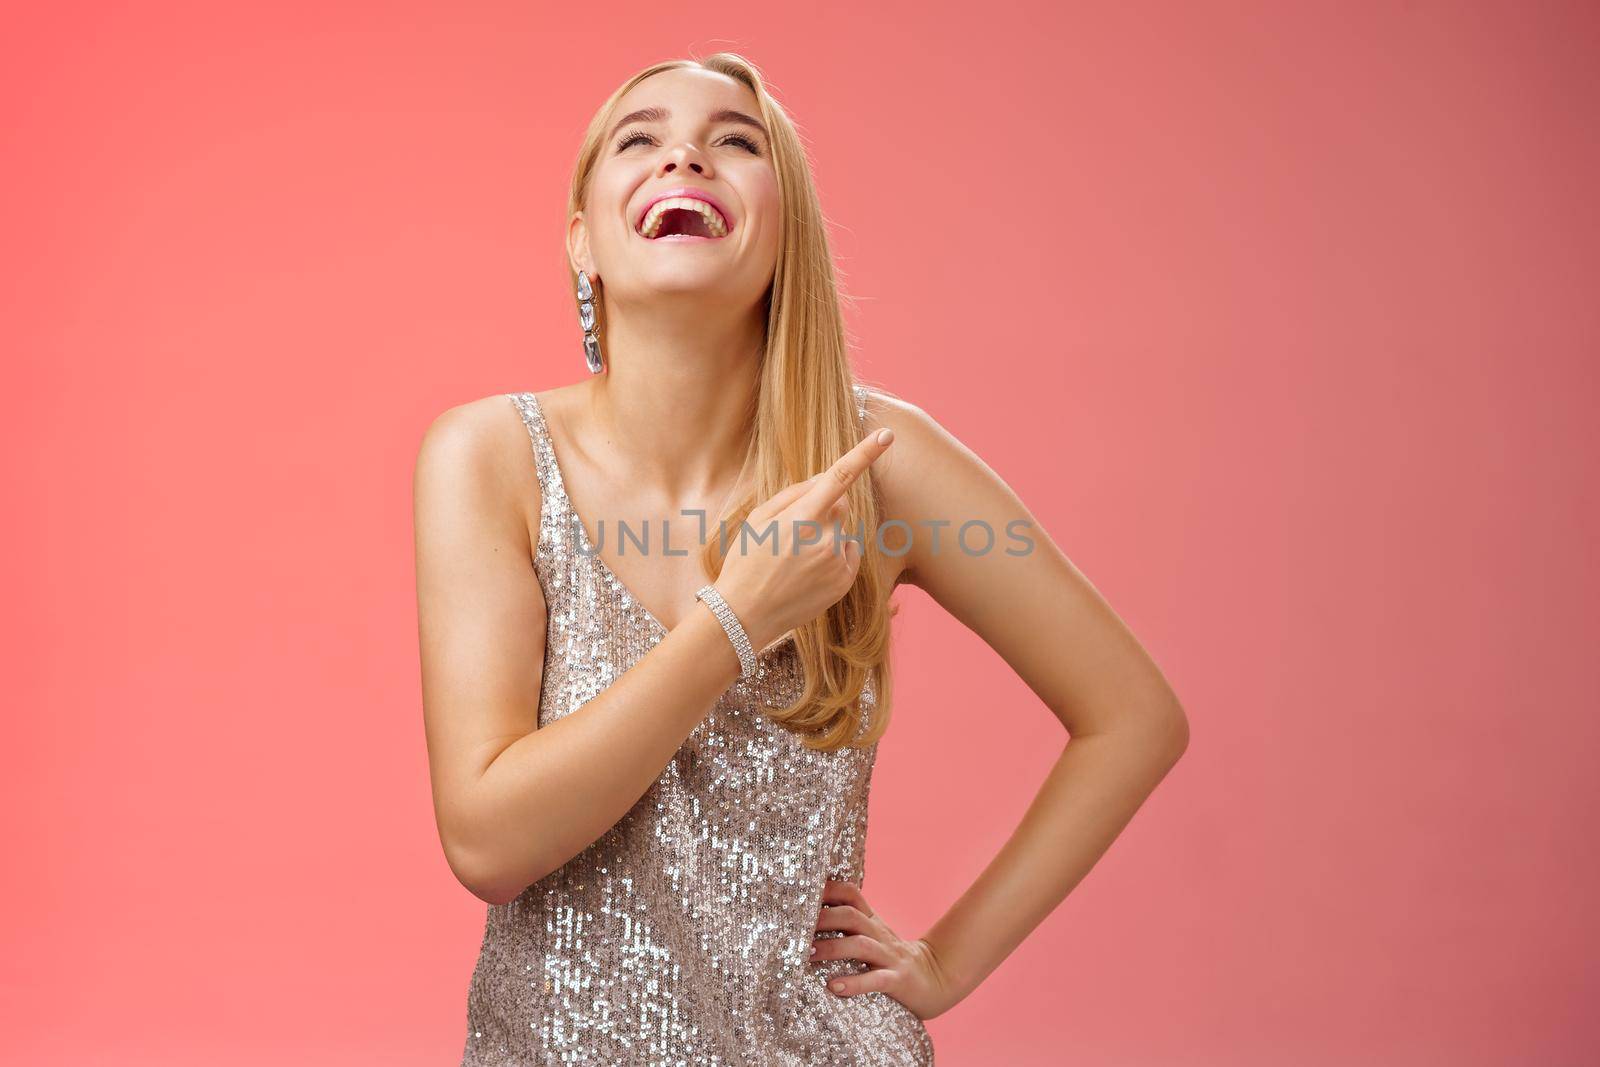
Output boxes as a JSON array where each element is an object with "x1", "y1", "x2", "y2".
[{"x1": 694, "y1": 584, "x2": 758, "y2": 681}]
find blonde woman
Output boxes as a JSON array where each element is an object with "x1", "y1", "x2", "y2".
[{"x1": 414, "y1": 52, "x2": 1189, "y2": 1066}]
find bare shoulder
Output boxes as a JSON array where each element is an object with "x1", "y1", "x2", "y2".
[
  {"x1": 854, "y1": 384, "x2": 1031, "y2": 591},
  {"x1": 413, "y1": 392, "x2": 542, "y2": 535},
  {"x1": 854, "y1": 384, "x2": 985, "y2": 510}
]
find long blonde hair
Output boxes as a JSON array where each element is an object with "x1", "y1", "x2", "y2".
[{"x1": 565, "y1": 52, "x2": 895, "y2": 752}]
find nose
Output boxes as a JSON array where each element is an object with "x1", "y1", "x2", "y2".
[{"x1": 658, "y1": 140, "x2": 711, "y2": 177}]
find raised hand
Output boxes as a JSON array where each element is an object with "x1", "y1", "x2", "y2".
[{"x1": 712, "y1": 427, "x2": 895, "y2": 651}]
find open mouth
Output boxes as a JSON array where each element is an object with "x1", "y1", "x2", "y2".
[{"x1": 637, "y1": 196, "x2": 731, "y2": 240}]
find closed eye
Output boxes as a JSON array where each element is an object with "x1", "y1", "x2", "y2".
[
  {"x1": 719, "y1": 132, "x2": 763, "y2": 154},
  {"x1": 614, "y1": 130, "x2": 765, "y2": 155}
]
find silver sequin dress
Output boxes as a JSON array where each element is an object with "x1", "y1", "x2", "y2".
[{"x1": 459, "y1": 389, "x2": 936, "y2": 1067}]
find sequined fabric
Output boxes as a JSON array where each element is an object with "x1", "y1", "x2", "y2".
[{"x1": 459, "y1": 388, "x2": 934, "y2": 1066}]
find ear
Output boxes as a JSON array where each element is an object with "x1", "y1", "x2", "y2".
[{"x1": 567, "y1": 212, "x2": 597, "y2": 281}]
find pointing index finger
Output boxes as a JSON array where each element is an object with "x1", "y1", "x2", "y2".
[{"x1": 802, "y1": 427, "x2": 895, "y2": 514}]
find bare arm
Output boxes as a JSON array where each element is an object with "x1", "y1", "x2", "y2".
[
  {"x1": 811, "y1": 393, "x2": 1189, "y2": 1016},
  {"x1": 414, "y1": 397, "x2": 743, "y2": 905}
]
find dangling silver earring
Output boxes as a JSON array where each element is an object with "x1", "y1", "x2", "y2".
[{"x1": 577, "y1": 271, "x2": 603, "y2": 374}]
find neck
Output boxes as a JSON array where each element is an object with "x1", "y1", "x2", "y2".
[{"x1": 582, "y1": 292, "x2": 768, "y2": 500}]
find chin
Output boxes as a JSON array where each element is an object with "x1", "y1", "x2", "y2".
[{"x1": 634, "y1": 264, "x2": 740, "y2": 296}]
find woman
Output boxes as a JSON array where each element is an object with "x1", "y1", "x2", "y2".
[{"x1": 414, "y1": 52, "x2": 1189, "y2": 1065}]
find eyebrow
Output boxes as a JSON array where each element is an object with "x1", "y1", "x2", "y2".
[{"x1": 607, "y1": 106, "x2": 769, "y2": 142}]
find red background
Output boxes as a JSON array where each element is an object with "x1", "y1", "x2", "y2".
[{"x1": 6, "y1": 1, "x2": 1597, "y2": 1063}]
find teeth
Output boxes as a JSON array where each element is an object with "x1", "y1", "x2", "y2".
[{"x1": 638, "y1": 196, "x2": 729, "y2": 239}]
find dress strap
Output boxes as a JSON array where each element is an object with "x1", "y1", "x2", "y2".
[{"x1": 506, "y1": 392, "x2": 569, "y2": 545}]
